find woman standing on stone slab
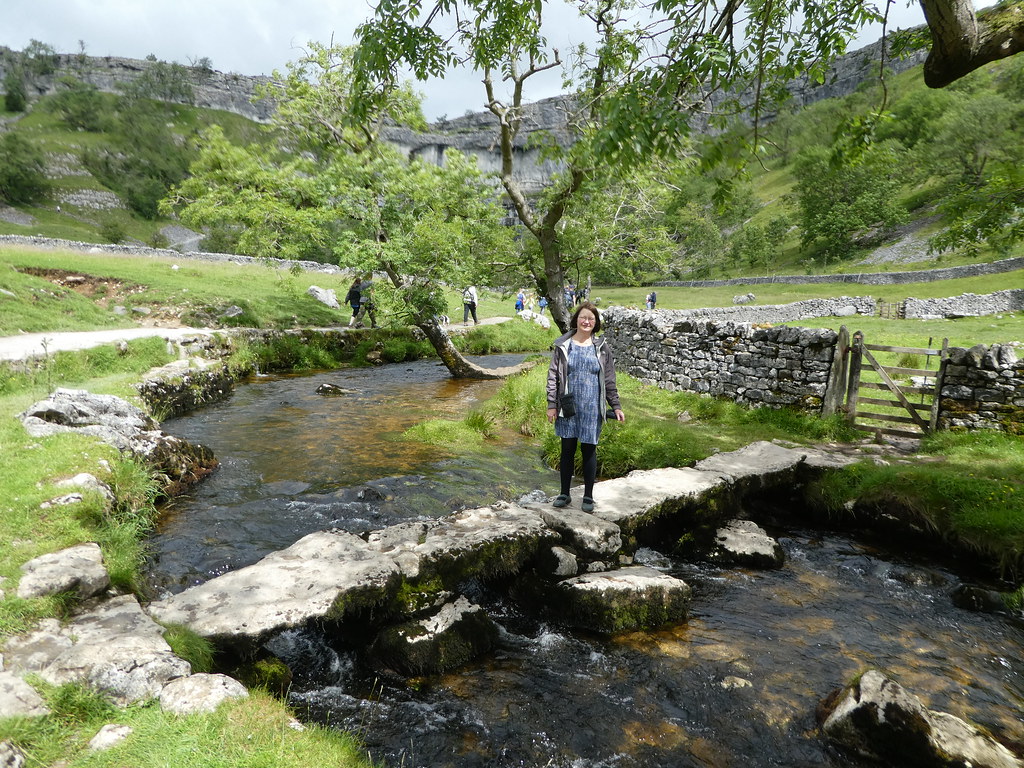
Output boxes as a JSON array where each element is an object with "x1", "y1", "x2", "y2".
[{"x1": 546, "y1": 301, "x2": 625, "y2": 513}]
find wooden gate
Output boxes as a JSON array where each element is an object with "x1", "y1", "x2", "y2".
[{"x1": 842, "y1": 330, "x2": 949, "y2": 439}]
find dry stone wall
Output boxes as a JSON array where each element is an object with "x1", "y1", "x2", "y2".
[
  {"x1": 603, "y1": 307, "x2": 1023, "y2": 433},
  {"x1": 602, "y1": 308, "x2": 839, "y2": 410},
  {"x1": 938, "y1": 344, "x2": 1024, "y2": 434},
  {"x1": 905, "y1": 289, "x2": 1024, "y2": 319}
]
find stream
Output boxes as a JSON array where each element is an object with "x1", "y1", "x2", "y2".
[{"x1": 151, "y1": 357, "x2": 1024, "y2": 767}]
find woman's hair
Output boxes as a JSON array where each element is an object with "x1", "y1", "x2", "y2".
[{"x1": 571, "y1": 301, "x2": 601, "y2": 334}]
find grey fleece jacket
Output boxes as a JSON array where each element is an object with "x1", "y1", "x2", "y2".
[{"x1": 546, "y1": 330, "x2": 621, "y2": 421}]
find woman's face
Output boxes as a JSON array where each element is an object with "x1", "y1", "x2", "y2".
[{"x1": 577, "y1": 309, "x2": 597, "y2": 334}]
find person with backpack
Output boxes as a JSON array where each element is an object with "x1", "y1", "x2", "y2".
[
  {"x1": 649, "y1": 289, "x2": 657, "y2": 310},
  {"x1": 538, "y1": 295, "x2": 548, "y2": 315},
  {"x1": 345, "y1": 277, "x2": 362, "y2": 326},
  {"x1": 463, "y1": 285, "x2": 479, "y2": 325},
  {"x1": 352, "y1": 277, "x2": 377, "y2": 329}
]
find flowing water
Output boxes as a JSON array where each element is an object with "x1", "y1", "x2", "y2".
[{"x1": 151, "y1": 357, "x2": 1024, "y2": 767}]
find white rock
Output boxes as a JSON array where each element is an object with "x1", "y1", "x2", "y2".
[
  {"x1": 88, "y1": 724, "x2": 133, "y2": 751},
  {"x1": 159, "y1": 673, "x2": 248, "y2": 715}
]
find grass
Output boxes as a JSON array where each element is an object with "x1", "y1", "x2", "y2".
[
  {"x1": 810, "y1": 430, "x2": 1024, "y2": 577},
  {"x1": 0, "y1": 687, "x2": 375, "y2": 768},
  {"x1": 1, "y1": 243, "x2": 1022, "y2": 766}
]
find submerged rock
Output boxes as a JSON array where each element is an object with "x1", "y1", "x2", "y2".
[
  {"x1": 822, "y1": 670, "x2": 1023, "y2": 768},
  {"x1": 709, "y1": 520, "x2": 785, "y2": 569},
  {"x1": 547, "y1": 565, "x2": 692, "y2": 634}
]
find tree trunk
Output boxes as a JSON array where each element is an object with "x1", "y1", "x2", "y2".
[{"x1": 415, "y1": 317, "x2": 536, "y2": 380}]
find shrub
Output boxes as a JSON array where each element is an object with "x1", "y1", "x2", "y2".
[{"x1": 0, "y1": 132, "x2": 47, "y2": 203}]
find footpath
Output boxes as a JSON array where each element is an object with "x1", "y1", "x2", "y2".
[{"x1": 0, "y1": 316, "x2": 514, "y2": 363}]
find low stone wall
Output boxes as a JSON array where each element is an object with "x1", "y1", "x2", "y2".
[
  {"x1": 656, "y1": 256, "x2": 1024, "y2": 289},
  {"x1": 664, "y1": 296, "x2": 876, "y2": 325},
  {"x1": 905, "y1": 289, "x2": 1024, "y2": 319},
  {"x1": 0, "y1": 235, "x2": 346, "y2": 275},
  {"x1": 602, "y1": 308, "x2": 839, "y2": 410},
  {"x1": 938, "y1": 344, "x2": 1024, "y2": 433}
]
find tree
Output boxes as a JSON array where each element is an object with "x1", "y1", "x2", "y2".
[
  {"x1": 794, "y1": 144, "x2": 908, "y2": 264},
  {"x1": 353, "y1": 0, "x2": 1024, "y2": 304},
  {"x1": 0, "y1": 132, "x2": 48, "y2": 204},
  {"x1": 164, "y1": 43, "x2": 520, "y2": 379}
]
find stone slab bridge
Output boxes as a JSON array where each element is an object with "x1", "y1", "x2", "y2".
[{"x1": 147, "y1": 440, "x2": 863, "y2": 663}]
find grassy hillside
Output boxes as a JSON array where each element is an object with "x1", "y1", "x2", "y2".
[{"x1": 3, "y1": 50, "x2": 1024, "y2": 282}]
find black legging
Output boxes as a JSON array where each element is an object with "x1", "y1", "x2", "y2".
[{"x1": 560, "y1": 437, "x2": 597, "y2": 499}]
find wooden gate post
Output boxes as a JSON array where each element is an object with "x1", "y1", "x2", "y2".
[
  {"x1": 929, "y1": 338, "x2": 950, "y2": 432},
  {"x1": 844, "y1": 331, "x2": 864, "y2": 423},
  {"x1": 822, "y1": 326, "x2": 850, "y2": 417}
]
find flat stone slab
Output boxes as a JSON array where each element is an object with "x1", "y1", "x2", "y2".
[
  {"x1": 528, "y1": 505, "x2": 623, "y2": 556},
  {"x1": 580, "y1": 467, "x2": 728, "y2": 533},
  {"x1": 148, "y1": 530, "x2": 400, "y2": 645},
  {"x1": 365, "y1": 503, "x2": 556, "y2": 581},
  {"x1": 694, "y1": 440, "x2": 807, "y2": 481},
  {"x1": 1, "y1": 595, "x2": 189, "y2": 707}
]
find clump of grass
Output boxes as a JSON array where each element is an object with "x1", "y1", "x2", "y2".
[
  {"x1": 161, "y1": 623, "x2": 216, "y2": 673},
  {"x1": 454, "y1": 319, "x2": 555, "y2": 355},
  {"x1": 405, "y1": 419, "x2": 484, "y2": 448}
]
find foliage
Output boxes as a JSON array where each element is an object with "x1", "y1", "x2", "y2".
[
  {"x1": 0, "y1": 132, "x2": 48, "y2": 204},
  {"x1": 83, "y1": 98, "x2": 195, "y2": 219},
  {"x1": 793, "y1": 143, "x2": 908, "y2": 264},
  {"x1": 118, "y1": 58, "x2": 195, "y2": 104},
  {"x1": 3, "y1": 67, "x2": 27, "y2": 112},
  {"x1": 46, "y1": 76, "x2": 109, "y2": 132}
]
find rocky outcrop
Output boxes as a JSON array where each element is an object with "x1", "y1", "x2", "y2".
[
  {"x1": 822, "y1": 670, "x2": 1023, "y2": 768},
  {"x1": 18, "y1": 388, "x2": 217, "y2": 495}
]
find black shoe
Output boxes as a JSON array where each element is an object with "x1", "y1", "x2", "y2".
[
  {"x1": 581, "y1": 497, "x2": 595, "y2": 512},
  {"x1": 552, "y1": 494, "x2": 570, "y2": 508}
]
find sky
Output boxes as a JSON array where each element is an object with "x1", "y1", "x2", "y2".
[{"x1": 3, "y1": 0, "x2": 937, "y2": 122}]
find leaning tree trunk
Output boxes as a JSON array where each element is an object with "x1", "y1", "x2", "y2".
[{"x1": 416, "y1": 317, "x2": 535, "y2": 380}]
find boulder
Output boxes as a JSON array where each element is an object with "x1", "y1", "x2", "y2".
[
  {"x1": 709, "y1": 520, "x2": 785, "y2": 569},
  {"x1": 18, "y1": 388, "x2": 217, "y2": 496},
  {"x1": 822, "y1": 670, "x2": 1023, "y2": 768},
  {"x1": 17, "y1": 542, "x2": 110, "y2": 600},
  {"x1": 148, "y1": 530, "x2": 402, "y2": 648},
  {"x1": 307, "y1": 285, "x2": 340, "y2": 309},
  {"x1": 1, "y1": 595, "x2": 190, "y2": 707},
  {"x1": 548, "y1": 565, "x2": 692, "y2": 634},
  {"x1": 159, "y1": 673, "x2": 248, "y2": 716},
  {"x1": 368, "y1": 596, "x2": 499, "y2": 675}
]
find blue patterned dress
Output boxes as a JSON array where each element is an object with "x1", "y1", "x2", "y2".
[{"x1": 555, "y1": 341, "x2": 603, "y2": 444}]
